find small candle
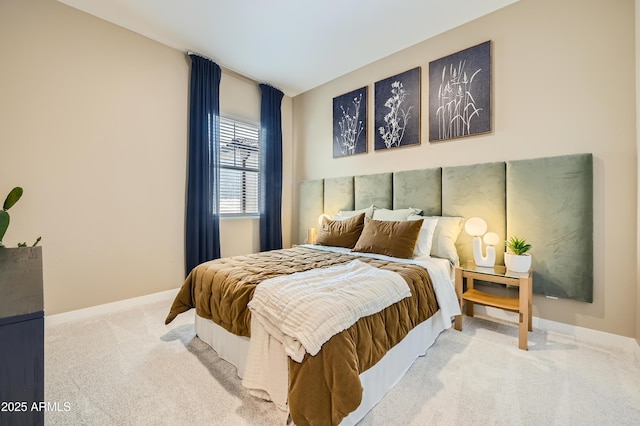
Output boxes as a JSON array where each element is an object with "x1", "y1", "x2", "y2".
[{"x1": 307, "y1": 228, "x2": 316, "y2": 244}]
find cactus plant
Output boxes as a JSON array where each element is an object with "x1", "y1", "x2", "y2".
[{"x1": 0, "y1": 187, "x2": 40, "y2": 248}]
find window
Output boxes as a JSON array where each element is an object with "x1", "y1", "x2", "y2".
[{"x1": 219, "y1": 117, "x2": 260, "y2": 216}]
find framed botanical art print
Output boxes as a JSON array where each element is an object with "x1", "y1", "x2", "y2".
[
  {"x1": 429, "y1": 41, "x2": 491, "y2": 142},
  {"x1": 333, "y1": 86, "x2": 367, "y2": 157},
  {"x1": 374, "y1": 67, "x2": 421, "y2": 151}
]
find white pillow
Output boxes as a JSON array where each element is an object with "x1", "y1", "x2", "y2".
[
  {"x1": 372, "y1": 207, "x2": 422, "y2": 221},
  {"x1": 338, "y1": 205, "x2": 374, "y2": 219},
  {"x1": 423, "y1": 216, "x2": 464, "y2": 266},
  {"x1": 407, "y1": 215, "x2": 438, "y2": 257}
]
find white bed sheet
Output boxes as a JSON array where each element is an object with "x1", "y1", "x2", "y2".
[
  {"x1": 196, "y1": 311, "x2": 449, "y2": 425},
  {"x1": 194, "y1": 246, "x2": 461, "y2": 424}
]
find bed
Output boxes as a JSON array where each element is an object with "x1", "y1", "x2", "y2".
[
  {"x1": 166, "y1": 206, "x2": 463, "y2": 425},
  {"x1": 166, "y1": 154, "x2": 593, "y2": 425}
]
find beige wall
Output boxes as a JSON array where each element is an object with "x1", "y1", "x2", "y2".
[
  {"x1": 1, "y1": 0, "x2": 293, "y2": 314},
  {"x1": 292, "y1": 0, "x2": 637, "y2": 337},
  {"x1": 217, "y1": 73, "x2": 294, "y2": 258},
  {"x1": 636, "y1": 0, "x2": 640, "y2": 346}
]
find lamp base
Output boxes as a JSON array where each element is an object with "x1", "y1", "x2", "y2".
[
  {"x1": 473, "y1": 237, "x2": 496, "y2": 267},
  {"x1": 474, "y1": 257, "x2": 496, "y2": 268}
]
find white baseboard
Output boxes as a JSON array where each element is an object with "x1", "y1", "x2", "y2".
[
  {"x1": 472, "y1": 305, "x2": 640, "y2": 352},
  {"x1": 45, "y1": 289, "x2": 178, "y2": 327}
]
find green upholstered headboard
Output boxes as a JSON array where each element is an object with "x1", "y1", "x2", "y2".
[
  {"x1": 393, "y1": 168, "x2": 442, "y2": 215},
  {"x1": 354, "y1": 173, "x2": 393, "y2": 210},
  {"x1": 506, "y1": 154, "x2": 593, "y2": 302},
  {"x1": 324, "y1": 176, "x2": 354, "y2": 215},
  {"x1": 442, "y1": 162, "x2": 507, "y2": 268},
  {"x1": 297, "y1": 153, "x2": 594, "y2": 302}
]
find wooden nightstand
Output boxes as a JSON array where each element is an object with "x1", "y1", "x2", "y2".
[{"x1": 454, "y1": 260, "x2": 533, "y2": 350}]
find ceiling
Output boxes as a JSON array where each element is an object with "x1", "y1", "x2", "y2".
[{"x1": 58, "y1": 0, "x2": 518, "y2": 96}]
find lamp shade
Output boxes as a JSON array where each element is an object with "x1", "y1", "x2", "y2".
[
  {"x1": 483, "y1": 232, "x2": 500, "y2": 246},
  {"x1": 465, "y1": 217, "x2": 487, "y2": 237}
]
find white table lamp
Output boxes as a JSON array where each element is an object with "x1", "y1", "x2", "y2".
[{"x1": 465, "y1": 217, "x2": 497, "y2": 267}]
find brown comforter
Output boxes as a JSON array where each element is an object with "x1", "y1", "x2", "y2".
[{"x1": 166, "y1": 246, "x2": 439, "y2": 426}]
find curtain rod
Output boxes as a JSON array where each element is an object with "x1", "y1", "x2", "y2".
[{"x1": 187, "y1": 50, "x2": 258, "y2": 86}]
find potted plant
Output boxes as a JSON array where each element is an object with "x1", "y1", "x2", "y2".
[{"x1": 504, "y1": 236, "x2": 532, "y2": 273}]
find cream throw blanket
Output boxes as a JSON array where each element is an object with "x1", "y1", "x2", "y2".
[{"x1": 247, "y1": 259, "x2": 411, "y2": 363}]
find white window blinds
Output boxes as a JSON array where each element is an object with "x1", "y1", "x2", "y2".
[{"x1": 220, "y1": 117, "x2": 260, "y2": 216}]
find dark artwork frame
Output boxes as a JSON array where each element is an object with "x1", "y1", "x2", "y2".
[
  {"x1": 374, "y1": 67, "x2": 421, "y2": 151},
  {"x1": 333, "y1": 86, "x2": 367, "y2": 158},
  {"x1": 429, "y1": 41, "x2": 491, "y2": 142}
]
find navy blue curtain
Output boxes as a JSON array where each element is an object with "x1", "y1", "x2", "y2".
[
  {"x1": 259, "y1": 84, "x2": 284, "y2": 251},
  {"x1": 185, "y1": 54, "x2": 222, "y2": 275}
]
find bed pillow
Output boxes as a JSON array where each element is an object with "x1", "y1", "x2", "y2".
[
  {"x1": 352, "y1": 218, "x2": 423, "y2": 259},
  {"x1": 423, "y1": 216, "x2": 464, "y2": 265},
  {"x1": 337, "y1": 205, "x2": 375, "y2": 219},
  {"x1": 372, "y1": 207, "x2": 422, "y2": 221},
  {"x1": 407, "y1": 214, "x2": 439, "y2": 257},
  {"x1": 316, "y1": 212, "x2": 366, "y2": 248}
]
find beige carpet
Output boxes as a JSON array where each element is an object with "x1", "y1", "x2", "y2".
[{"x1": 45, "y1": 293, "x2": 640, "y2": 425}]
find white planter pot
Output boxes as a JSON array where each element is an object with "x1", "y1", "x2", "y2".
[{"x1": 504, "y1": 253, "x2": 531, "y2": 273}]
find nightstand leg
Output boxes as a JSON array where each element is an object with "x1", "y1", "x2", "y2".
[
  {"x1": 465, "y1": 277, "x2": 475, "y2": 317},
  {"x1": 528, "y1": 274, "x2": 533, "y2": 332},
  {"x1": 454, "y1": 267, "x2": 462, "y2": 331},
  {"x1": 519, "y1": 275, "x2": 530, "y2": 350},
  {"x1": 518, "y1": 317, "x2": 527, "y2": 350},
  {"x1": 454, "y1": 315, "x2": 462, "y2": 331}
]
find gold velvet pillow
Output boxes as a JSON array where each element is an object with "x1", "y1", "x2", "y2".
[
  {"x1": 315, "y1": 212, "x2": 365, "y2": 248},
  {"x1": 352, "y1": 218, "x2": 424, "y2": 259}
]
